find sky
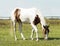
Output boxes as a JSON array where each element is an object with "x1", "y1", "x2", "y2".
[{"x1": 0, "y1": 0, "x2": 60, "y2": 17}]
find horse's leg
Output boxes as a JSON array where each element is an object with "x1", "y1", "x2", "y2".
[
  {"x1": 19, "y1": 22, "x2": 25, "y2": 40},
  {"x1": 31, "y1": 22, "x2": 38, "y2": 41},
  {"x1": 13, "y1": 21, "x2": 17, "y2": 41},
  {"x1": 30, "y1": 28, "x2": 34, "y2": 40}
]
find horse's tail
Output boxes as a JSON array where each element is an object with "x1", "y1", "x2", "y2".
[
  {"x1": 10, "y1": 10, "x2": 15, "y2": 37},
  {"x1": 10, "y1": 8, "x2": 18, "y2": 37}
]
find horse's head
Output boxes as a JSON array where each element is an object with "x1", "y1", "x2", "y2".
[
  {"x1": 43, "y1": 25, "x2": 49, "y2": 34},
  {"x1": 43, "y1": 25, "x2": 49, "y2": 39}
]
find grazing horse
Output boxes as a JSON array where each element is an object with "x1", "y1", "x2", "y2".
[{"x1": 11, "y1": 7, "x2": 49, "y2": 41}]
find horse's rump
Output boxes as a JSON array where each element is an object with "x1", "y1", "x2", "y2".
[{"x1": 14, "y1": 8, "x2": 21, "y2": 22}]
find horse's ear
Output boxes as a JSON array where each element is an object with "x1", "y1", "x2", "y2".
[{"x1": 43, "y1": 25, "x2": 49, "y2": 28}]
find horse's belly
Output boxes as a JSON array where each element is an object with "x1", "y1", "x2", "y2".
[{"x1": 20, "y1": 18, "x2": 30, "y2": 23}]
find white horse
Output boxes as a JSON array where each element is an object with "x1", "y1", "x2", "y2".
[{"x1": 11, "y1": 7, "x2": 49, "y2": 41}]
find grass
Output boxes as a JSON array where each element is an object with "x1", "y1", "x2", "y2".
[{"x1": 0, "y1": 19, "x2": 60, "y2": 46}]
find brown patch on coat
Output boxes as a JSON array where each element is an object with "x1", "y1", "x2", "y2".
[
  {"x1": 14, "y1": 8, "x2": 21, "y2": 22},
  {"x1": 33, "y1": 15, "x2": 40, "y2": 25}
]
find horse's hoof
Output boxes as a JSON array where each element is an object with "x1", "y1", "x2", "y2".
[
  {"x1": 31, "y1": 38, "x2": 33, "y2": 40},
  {"x1": 23, "y1": 38, "x2": 26, "y2": 40},
  {"x1": 30, "y1": 37, "x2": 33, "y2": 40},
  {"x1": 44, "y1": 37, "x2": 48, "y2": 40},
  {"x1": 36, "y1": 39, "x2": 39, "y2": 41},
  {"x1": 44, "y1": 38, "x2": 48, "y2": 40},
  {"x1": 15, "y1": 38, "x2": 17, "y2": 41}
]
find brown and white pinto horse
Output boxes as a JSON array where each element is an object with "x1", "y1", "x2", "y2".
[{"x1": 11, "y1": 7, "x2": 49, "y2": 41}]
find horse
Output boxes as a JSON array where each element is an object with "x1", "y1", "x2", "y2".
[{"x1": 11, "y1": 7, "x2": 49, "y2": 41}]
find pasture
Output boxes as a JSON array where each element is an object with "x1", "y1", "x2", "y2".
[{"x1": 0, "y1": 19, "x2": 60, "y2": 46}]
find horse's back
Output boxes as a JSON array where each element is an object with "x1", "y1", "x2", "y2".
[{"x1": 20, "y1": 8, "x2": 37, "y2": 22}]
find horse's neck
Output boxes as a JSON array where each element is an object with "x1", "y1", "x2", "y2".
[
  {"x1": 41, "y1": 19, "x2": 46, "y2": 26},
  {"x1": 36, "y1": 9, "x2": 47, "y2": 26},
  {"x1": 39, "y1": 15, "x2": 47, "y2": 26}
]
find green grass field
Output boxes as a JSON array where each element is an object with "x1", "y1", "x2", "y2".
[{"x1": 0, "y1": 19, "x2": 60, "y2": 46}]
